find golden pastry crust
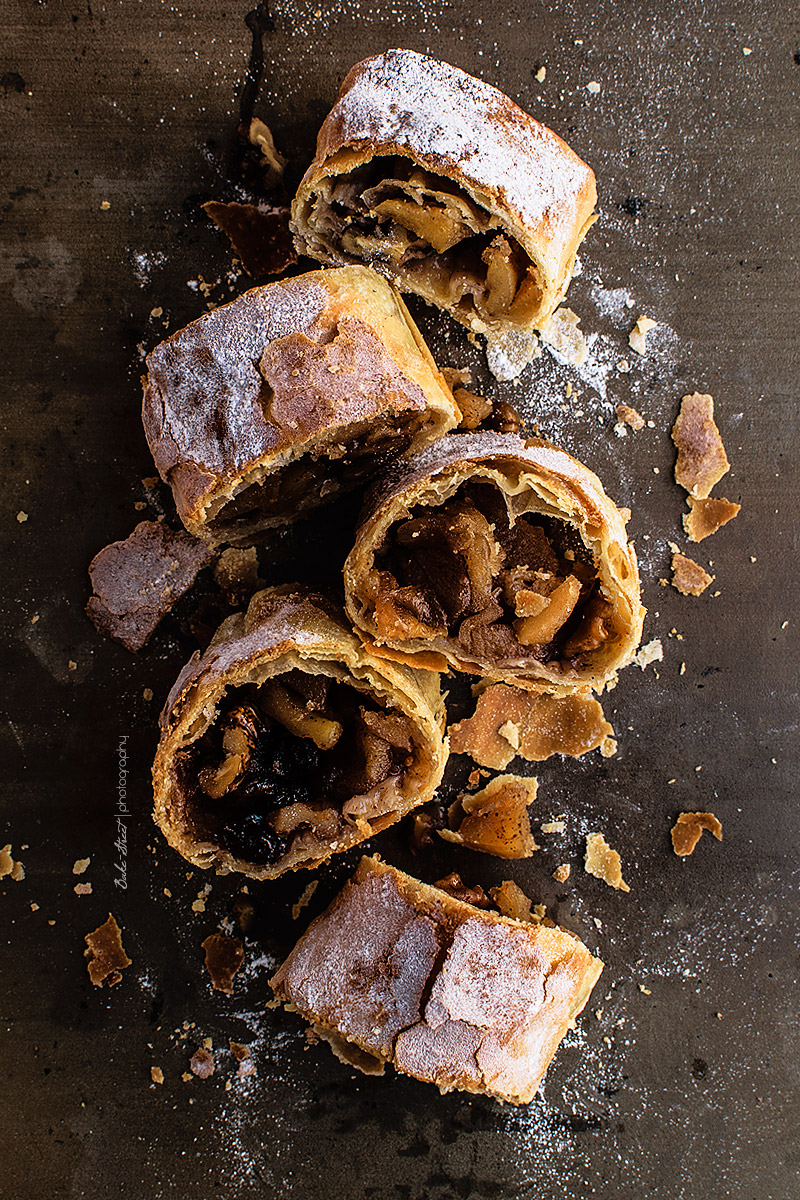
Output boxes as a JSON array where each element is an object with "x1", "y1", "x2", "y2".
[
  {"x1": 271, "y1": 855, "x2": 603, "y2": 1105},
  {"x1": 142, "y1": 266, "x2": 458, "y2": 544},
  {"x1": 152, "y1": 587, "x2": 448, "y2": 880},
  {"x1": 343, "y1": 432, "x2": 645, "y2": 694},
  {"x1": 292, "y1": 50, "x2": 597, "y2": 341}
]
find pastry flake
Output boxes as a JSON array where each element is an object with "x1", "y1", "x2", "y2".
[
  {"x1": 449, "y1": 684, "x2": 614, "y2": 769},
  {"x1": 202, "y1": 201, "x2": 297, "y2": 277},
  {"x1": 671, "y1": 811, "x2": 723, "y2": 857},
  {"x1": 86, "y1": 520, "x2": 214, "y2": 652},
  {"x1": 201, "y1": 932, "x2": 245, "y2": 994},
  {"x1": 584, "y1": 832, "x2": 630, "y2": 892},
  {"x1": 672, "y1": 392, "x2": 730, "y2": 499},
  {"x1": 344, "y1": 432, "x2": 644, "y2": 694},
  {"x1": 271, "y1": 856, "x2": 603, "y2": 1104},
  {"x1": 84, "y1": 914, "x2": 131, "y2": 987},
  {"x1": 142, "y1": 266, "x2": 459, "y2": 544},
  {"x1": 683, "y1": 495, "x2": 740, "y2": 543},
  {"x1": 441, "y1": 774, "x2": 539, "y2": 859},
  {"x1": 292, "y1": 50, "x2": 597, "y2": 347},
  {"x1": 671, "y1": 552, "x2": 714, "y2": 596},
  {"x1": 152, "y1": 586, "x2": 448, "y2": 881}
]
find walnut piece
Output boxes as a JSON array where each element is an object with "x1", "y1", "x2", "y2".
[
  {"x1": 201, "y1": 932, "x2": 245, "y2": 994},
  {"x1": 683, "y1": 496, "x2": 740, "y2": 543},
  {"x1": 585, "y1": 832, "x2": 630, "y2": 892},
  {"x1": 671, "y1": 811, "x2": 723, "y2": 857},
  {"x1": 434, "y1": 872, "x2": 492, "y2": 908},
  {"x1": 440, "y1": 774, "x2": 539, "y2": 859},
  {"x1": 449, "y1": 685, "x2": 614, "y2": 770},
  {"x1": 84, "y1": 914, "x2": 131, "y2": 987},
  {"x1": 671, "y1": 393, "x2": 730, "y2": 499},
  {"x1": 671, "y1": 552, "x2": 714, "y2": 596}
]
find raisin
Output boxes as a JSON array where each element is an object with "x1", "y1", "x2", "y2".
[{"x1": 219, "y1": 811, "x2": 288, "y2": 864}]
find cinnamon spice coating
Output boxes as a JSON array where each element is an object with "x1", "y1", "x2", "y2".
[
  {"x1": 344, "y1": 433, "x2": 644, "y2": 694},
  {"x1": 142, "y1": 266, "x2": 458, "y2": 544},
  {"x1": 152, "y1": 587, "x2": 447, "y2": 881},
  {"x1": 271, "y1": 856, "x2": 603, "y2": 1104},
  {"x1": 292, "y1": 50, "x2": 597, "y2": 342}
]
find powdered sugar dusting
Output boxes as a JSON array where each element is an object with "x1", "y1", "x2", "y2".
[{"x1": 328, "y1": 49, "x2": 594, "y2": 250}]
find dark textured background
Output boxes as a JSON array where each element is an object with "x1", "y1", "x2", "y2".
[{"x1": 2, "y1": 2, "x2": 799, "y2": 1197}]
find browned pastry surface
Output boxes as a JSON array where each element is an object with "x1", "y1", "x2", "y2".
[
  {"x1": 271, "y1": 856, "x2": 602, "y2": 1104},
  {"x1": 152, "y1": 586, "x2": 447, "y2": 880},
  {"x1": 142, "y1": 266, "x2": 458, "y2": 544},
  {"x1": 344, "y1": 432, "x2": 644, "y2": 693},
  {"x1": 292, "y1": 50, "x2": 596, "y2": 345},
  {"x1": 86, "y1": 520, "x2": 214, "y2": 652}
]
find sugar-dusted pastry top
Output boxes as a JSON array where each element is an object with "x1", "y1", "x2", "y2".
[
  {"x1": 344, "y1": 432, "x2": 645, "y2": 694},
  {"x1": 271, "y1": 856, "x2": 603, "y2": 1104},
  {"x1": 152, "y1": 586, "x2": 447, "y2": 881},
  {"x1": 292, "y1": 50, "x2": 597, "y2": 340},
  {"x1": 142, "y1": 265, "x2": 458, "y2": 544}
]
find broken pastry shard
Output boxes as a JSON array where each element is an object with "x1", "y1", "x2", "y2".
[
  {"x1": 202, "y1": 201, "x2": 297, "y2": 278},
  {"x1": 201, "y1": 932, "x2": 245, "y2": 994},
  {"x1": 683, "y1": 495, "x2": 740, "y2": 543},
  {"x1": 84, "y1": 914, "x2": 131, "y2": 987},
  {"x1": 671, "y1": 811, "x2": 723, "y2": 857},
  {"x1": 344, "y1": 432, "x2": 644, "y2": 694},
  {"x1": 449, "y1": 684, "x2": 614, "y2": 770},
  {"x1": 671, "y1": 552, "x2": 714, "y2": 596},
  {"x1": 584, "y1": 832, "x2": 630, "y2": 892},
  {"x1": 86, "y1": 520, "x2": 214, "y2": 652},
  {"x1": 142, "y1": 266, "x2": 458, "y2": 545},
  {"x1": 672, "y1": 393, "x2": 730, "y2": 499},
  {"x1": 441, "y1": 774, "x2": 539, "y2": 859},
  {"x1": 292, "y1": 49, "x2": 596, "y2": 346},
  {"x1": 152, "y1": 586, "x2": 447, "y2": 881},
  {"x1": 271, "y1": 856, "x2": 603, "y2": 1104}
]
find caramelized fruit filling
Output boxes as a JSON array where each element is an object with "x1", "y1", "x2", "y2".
[
  {"x1": 369, "y1": 481, "x2": 615, "y2": 666},
  {"x1": 185, "y1": 669, "x2": 416, "y2": 864},
  {"x1": 311, "y1": 158, "x2": 543, "y2": 326}
]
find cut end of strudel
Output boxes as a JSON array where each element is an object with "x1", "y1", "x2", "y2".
[
  {"x1": 344, "y1": 432, "x2": 645, "y2": 694},
  {"x1": 152, "y1": 587, "x2": 447, "y2": 880},
  {"x1": 292, "y1": 50, "x2": 597, "y2": 350}
]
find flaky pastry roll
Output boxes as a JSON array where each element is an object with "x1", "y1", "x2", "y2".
[
  {"x1": 344, "y1": 433, "x2": 644, "y2": 693},
  {"x1": 272, "y1": 855, "x2": 603, "y2": 1104},
  {"x1": 292, "y1": 50, "x2": 596, "y2": 347},
  {"x1": 153, "y1": 587, "x2": 447, "y2": 880},
  {"x1": 142, "y1": 266, "x2": 458, "y2": 545}
]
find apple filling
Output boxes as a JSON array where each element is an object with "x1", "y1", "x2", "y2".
[
  {"x1": 367, "y1": 481, "x2": 616, "y2": 667},
  {"x1": 308, "y1": 157, "x2": 543, "y2": 328},
  {"x1": 183, "y1": 669, "x2": 417, "y2": 865}
]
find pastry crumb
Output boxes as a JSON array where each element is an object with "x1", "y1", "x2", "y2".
[
  {"x1": 683, "y1": 495, "x2": 740, "y2": 542},
  {"x1": 586, "y1": 80, "x2": 601, "y2": 93},
  {"x1": 671, "y1": 552, "x2": 714, "y2": 596},
  {"x1": 291, "y1": 880, "x2": 319, "y2": 920},
  {"x1": 151, "y1": 1066, "x2": 164, "y2": 1085},
  {"x1": 615, "y1": 403, "x2": 645, "y2": 431},
  {"x1": 17, "y1": 511, "x2": 28, "y2": 523},
  {"x1": 74, "y1": 882, "x2": 92, "y2": 896},
  {"x1": 629, "y1": 316, "x2": 657, "y2": 355},
  {"x1": 540, "y1": 819, "x2": 566, "y2": 834},
  {"x1": 671, "y1": 811, "x2": 723, "y2": 857},
  {"x1": 73, "y1": 857, "x2": 91, "y2": 875},
  {"x1": 585, "y1": 832, "x2": 630, "y2": 892},
  {"x1": 535, "y1": 65, "x2": 546, "y2": 82},
  {"x1": 633, "y1": 639, "x2": 663, "y2": 669},
  {"x1": 539, "y1": 306, "x2": 588, "y2": 366},
  {"x1": 189, "y1": 1047, "x2": 215, "y2": 1079},
  {"x1": 552, "y1": 864, "x2": 571, "y2": 883},
  {"x1": 0, "y1": 844, "x2": 24, "y2": 881}
]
